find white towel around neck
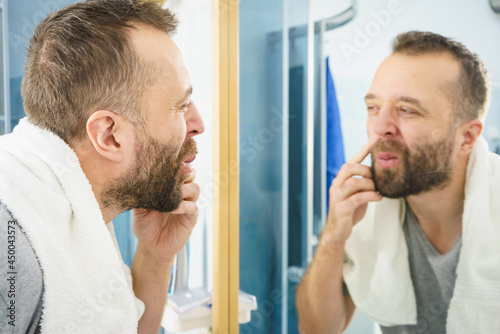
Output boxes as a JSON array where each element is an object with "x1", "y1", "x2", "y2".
[
  {"x1": 0, "y1": 118, "x2": 143, "y2": 333},
  {"x1": 343, "y1": 137, "x2": 500, "y2": 333}
]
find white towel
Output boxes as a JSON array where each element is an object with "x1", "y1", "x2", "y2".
[
  {"x1": 343, "y1": 137, "x2": 500, "y2": 332},
  {"x1": 0, "y1": 118, "x2": 144, "y2": 333}
]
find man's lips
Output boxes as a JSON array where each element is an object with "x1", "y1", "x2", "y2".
[
  {"x1": 184, "y1": 155, "x2": 196, "y2": 164},
  {"x1": 181, "y1": 155, "x2": 196, "y2": 173},
  {"x1": 375, "y1": 152, "x2": 400, "y2": 169}
]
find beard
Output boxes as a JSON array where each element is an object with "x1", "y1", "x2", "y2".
[
  {"x1": 371, "y1": 134, "x2": 455, "y2": 198},
  {"x1": 102, "y1": 132, "x2": 197, "y2": 213}
]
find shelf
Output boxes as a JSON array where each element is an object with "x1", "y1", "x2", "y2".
[{"x1": 161, "y1": 291, "x2": 257, "y2": 333}]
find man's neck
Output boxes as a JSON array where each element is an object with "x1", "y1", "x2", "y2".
[
  {"x1": 88, "y1": 177, "x2": 121, "y2": 224},
  {"x1": 75, "y1": 143, "x2": 122, "y2": 224},
  {"x1": 405, "y1": 170, "x2": 466, "y2": 254},
  {"x1": 86, "y1": 176, "x2": 122, "y2": 224}
]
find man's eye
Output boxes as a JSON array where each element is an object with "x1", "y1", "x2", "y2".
[
  {"x1": 178, "y1": 101, "x2": 191, "y2": 113},
  {"x1": 367, "y1": 105, "x2": 378, "y2": 112},
  {"x1": 399, "y1": 107, "x2": 415, "y2": 114}
]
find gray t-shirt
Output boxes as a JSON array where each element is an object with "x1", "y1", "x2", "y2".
[
  {"x1": 343, "y1": 203, "x2": 462, "y2": 333},
  {"x1": 380, "y1": 203, "x2": 462, "y2": 334},
  {"x1": 0, "y1": 202, "x2": 43, "y2": 333}
]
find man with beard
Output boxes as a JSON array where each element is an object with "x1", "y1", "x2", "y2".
[
  {"x1": 296, "y1": 31, "x2": 500, "y2": 333},
  {"x1": 0, "y1": 1, "x2": 204, "y2": 333}
]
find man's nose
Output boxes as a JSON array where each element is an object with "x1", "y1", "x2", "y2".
[
  {"x1": 373, "y1": 104, "x2": 399, "y2": 138},
  {"x1": 186, "y1": 101, "x2": 205, "y2": 137}
]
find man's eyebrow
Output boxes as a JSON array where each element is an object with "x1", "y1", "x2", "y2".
[
  {"x1": 365, "y1": 93, "x2": 376, "y2": 101},
  {"x1": 174, "y1": 86, "x2": 193, "y2": 107},
  {"x1": 399, "y1": 96, "x2": 429, "y2": 114}
]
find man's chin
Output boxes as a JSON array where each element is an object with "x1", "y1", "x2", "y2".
[
  {"x1": 375, "y1": 189, "x2": 404, "y2": 199},
  {"x1": 373, "y1": 171, "x2": 408, "y2": 198},
  {"x1": 146, "y1": 191, "x2": 183, "y2": 213}
]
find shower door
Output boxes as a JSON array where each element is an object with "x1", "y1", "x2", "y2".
[
  {"x1": 238, "y1": 0, "x2": 358, "y2": 333},
  {"x1": 239, "y1": 0, "x2": 317, "y2": 333}
]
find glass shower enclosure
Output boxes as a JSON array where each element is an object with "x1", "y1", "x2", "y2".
[{"x1": 239, "y1": 1, "x2": 356, "y2": 333}]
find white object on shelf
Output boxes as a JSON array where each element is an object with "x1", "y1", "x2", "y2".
[
  {"x1": 162, "y1": 290, "x2": 258, "y2": 333},
  {"x1": 168, "y1": 287, "x2": 212, "y2": 314}
]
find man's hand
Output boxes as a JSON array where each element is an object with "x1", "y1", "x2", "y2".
[
  {"x1": 326, "y1": 144, "x2": 383, "y2": 247},
  {"x1": 296, "y1": 146, "x2": 380, "y2": 334},
  {"x1": 132, "y1": 170, "x2": 200, "y2": 264},
  {"x1": 132, "y1": 170, "x2": 200, "y2": 334}
]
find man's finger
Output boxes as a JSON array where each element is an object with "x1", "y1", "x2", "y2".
[
  {"x1": 347, "y1": 190, "x2": 383, "y2": 207},
  {"x1": 339, "y1": 177, "x2": 377, "y2": 200},
  {"x1": 180, "y1": 182, "x2": 201, "y2": 201},
  {"x1": 332, "y1": 164, "x2": 373, "y2": 188},
  {"x1": 348, "y1": 143, "x2": 371, "y2": 164},
  {"x1": 172, "y1": 200, "x2": 199, "y2": 216},
  {"x1": 183, "y1": 169, "x2": 197, "y2": 184}
]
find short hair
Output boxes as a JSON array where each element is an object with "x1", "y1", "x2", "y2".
[
  {"x1": 392, "y1": 31, "x2": 490, "y2": 124},
  {"x1": 21, "y1": 0, "x2": 178, "y2": 144}
]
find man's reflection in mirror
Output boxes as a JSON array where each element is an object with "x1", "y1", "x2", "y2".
[{"x1": 297, "y1": 31, "x2": 499, "y2": 334}]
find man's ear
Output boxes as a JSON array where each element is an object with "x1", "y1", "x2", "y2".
[
  {"x1": 86, "y1": 110, "x2": 133, "y2": 163},
  {"x1": 457, "y1": 119, "x2": 483, "y2": 156}
]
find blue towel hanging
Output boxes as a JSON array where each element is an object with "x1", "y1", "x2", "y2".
[{"x1": 326, "y1": 56, "x2": 346, "y2": 209}]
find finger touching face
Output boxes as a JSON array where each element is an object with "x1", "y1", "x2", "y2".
[
  {"x1": 180, "y1": 181, "x2": 201, "y2": 202},
  {"x1": 348, "y1": 143, "x2": 371, "y2": 164}
]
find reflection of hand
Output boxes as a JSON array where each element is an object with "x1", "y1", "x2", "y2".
[
  {"x1": 326, "y1": 144, "x2": 382, "y2": 247},
  {"x1": 132, "y1": 170, "x2": 200, "y2": 264}
]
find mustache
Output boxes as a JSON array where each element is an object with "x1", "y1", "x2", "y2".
[
  {"x1": 178, "y1": 138, "x2": 198, "y2": 161},
  {"x1": 370, "y1": 139, "x2": 408, "y2": 155}
]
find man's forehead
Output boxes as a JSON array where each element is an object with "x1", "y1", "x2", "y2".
[
  {"x1": 128, "y1": 23, "x2": 191, "y2": 101},
  {"x1": 369, "y1": 52, "x2": 461, "y2": 102},
  {"x1": 128, "y1": 23, "x2": 184, "y2": 69}
]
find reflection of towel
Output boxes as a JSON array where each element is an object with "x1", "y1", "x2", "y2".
[
  {"x1": 0, "y1": 118, "x2": 144, "y2": 333},
  {"x1": 343, "y1": 137, "x2": 500, "y2": 332}
]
